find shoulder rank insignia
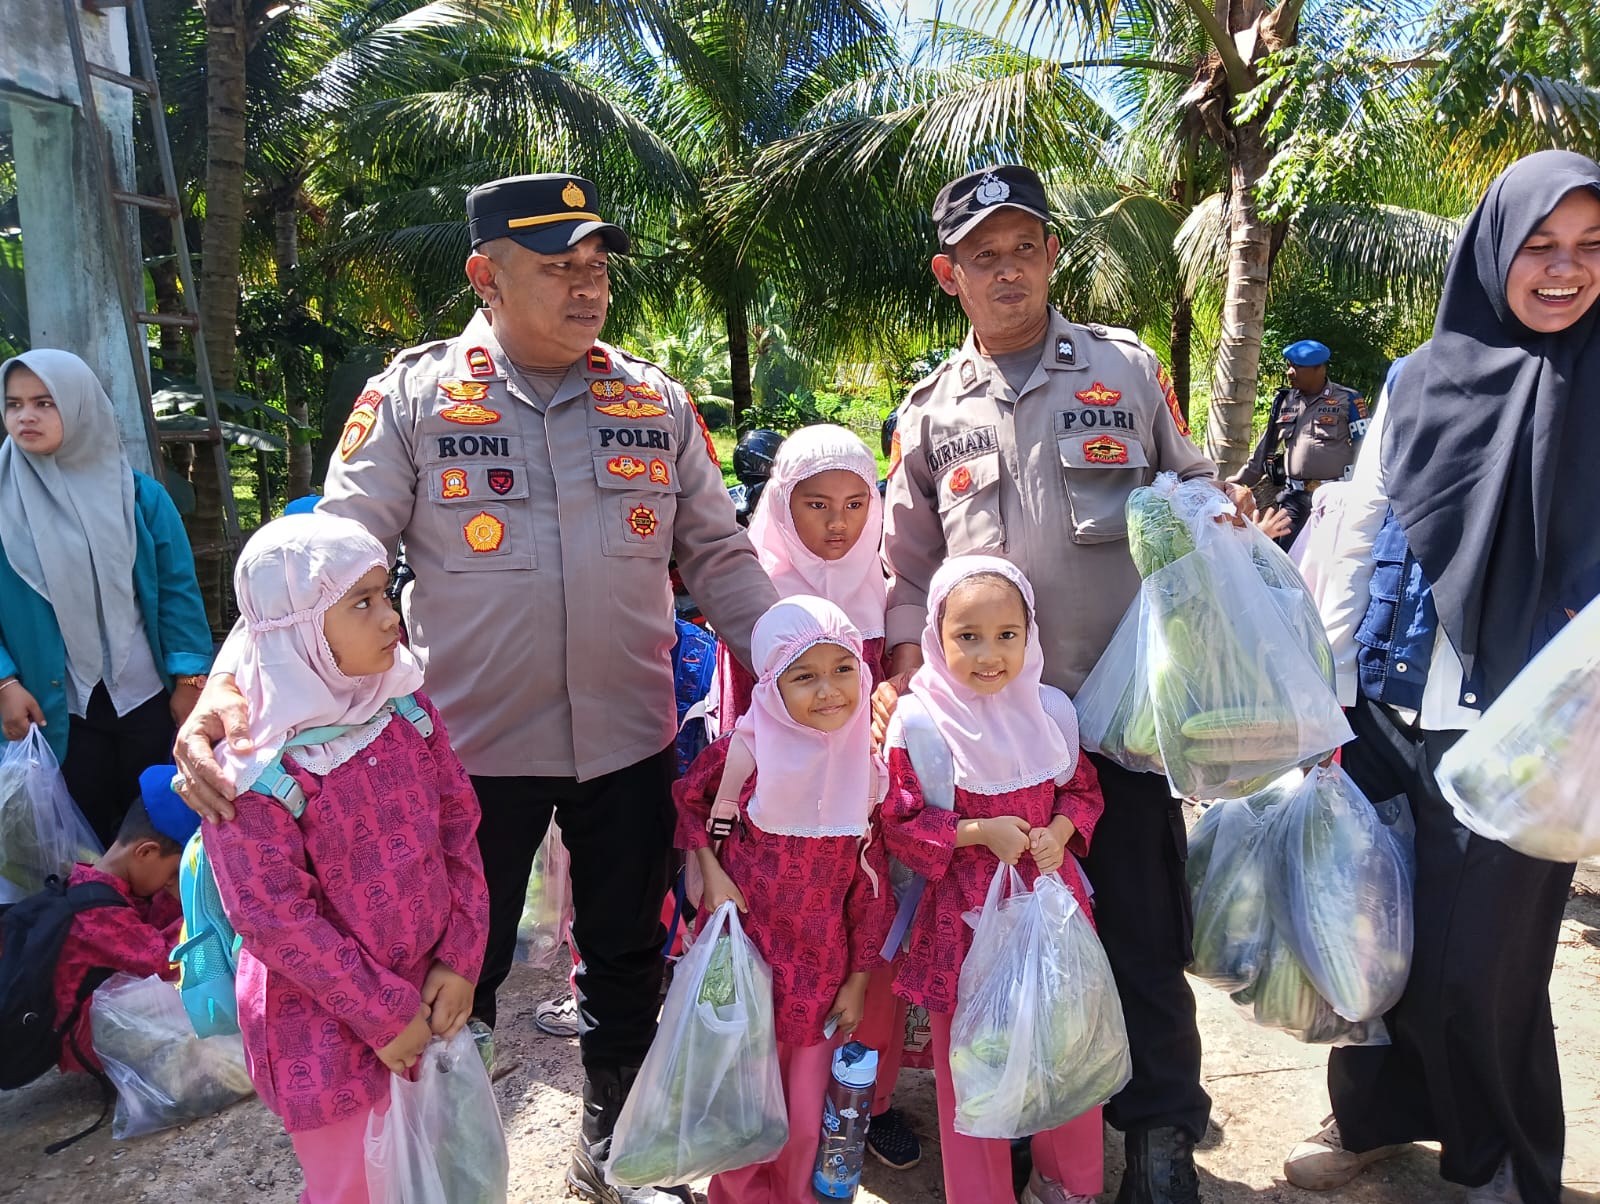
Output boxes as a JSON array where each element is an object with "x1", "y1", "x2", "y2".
[
  {"x1": 463, "y1": 511, "x2": 505, "y2": 553},
  {"x1": 587, "y1": 346, "x2": 612, "y2": 374},
  {"x1": 608, "y1": 455, "x2": 648, "y2": 480},
  {"x1": 440, "y1": 468, "x2": 469, "y2": 499},
  {"x1": 1056, "y1": 337, "x2": 1076, "y2": 364},
  {"x1": 1074, "y1": 381, "x2": 1121, "y2": 406},
  {"x1": 959, "y1": 358, "x2": 978, "y2": 389},
  {"x1": 465, "y1": 347, "x2": 495, "y2": 378},
  {"x1": 338, "y1": 390, "x2": 383, "y2": 461},
  {"x1": 648, "y1": 459, "x2": 671, "y2": 486},
  {"x1": 596, "y1": 397, "x2": 669, "y2": 419},
  {"x1": 440, "y1": 402, "x2": 500, "y2": 425},
  {"x1": 439, "y1": 379, "x2": 490, "y2": 402},
  {"x1": 1083, "y1": 435, "x2": 1129, "y2": 465},
  {"x1": 628, "y1": 504, "x2": 659, "y2": 538}
]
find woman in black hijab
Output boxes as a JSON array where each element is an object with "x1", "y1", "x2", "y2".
[{"x1": 1285, "y1": 150, "x2": 1600, "y2": 1204}]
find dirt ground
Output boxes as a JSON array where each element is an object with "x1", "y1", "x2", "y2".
[{"x1": 4, "y1": 849, "x2": 1598, "y2": 1204}]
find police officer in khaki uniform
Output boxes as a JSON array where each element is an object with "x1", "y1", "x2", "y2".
[
  {"x1": 174, "y1": 174, "x2": 777, "y2": 1204},
  {"x1": 1229, "y1": 338, "x2": 1369, "y2": 546},
  {"x1": 881, "y1": 165, "x2": 1218, "y2": 1204}
]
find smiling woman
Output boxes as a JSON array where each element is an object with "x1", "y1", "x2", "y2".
[{"x1": 1502, "y1": 187, "x2": 1600, "y2": 334}]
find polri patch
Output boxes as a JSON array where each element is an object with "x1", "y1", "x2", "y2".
[
  {"x1": 439, "y1": 380, "x2": 490, "y2": 402},
  {"x1": 628, "y1": 504, "x2": 659, "y2": 538},
  {"x1": 925, "y1": 424, "x2": 997, "y2": 475},
  {"x1": 596, "y1": 398, "x2": 668, "y2": 419},
  {"x1": 626, "y1": 382, "x2": 665, "y2": 403},
  {"x1": 440, "y1": 402, "x2": 500, "y2": 425},
  {"x1": 463, "y1": 511, "x2": 505, "y2": 552},
  {"x1": 440, "y1": 468, "x2": 469, "y2": 499},
  {"x1": 338, "y1": 392, "x2": 382, "y2": 461},
  {"x1": 607, "y1": 454, "x2": 648, "y2": 480},
  {"x1": 1083, "y1": 435, "x2": 1129, "y2": 465},
  {"x1": 1075, "y1": 381, "x2": 1121, "y2": 406},
  {"x1": 597, "y1": 427, "x2": 671, "y2": 451},
  {"x1": 648, "y1": 458, "x2": 671, "y2": 486}
]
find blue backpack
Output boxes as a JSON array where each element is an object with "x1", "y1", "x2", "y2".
[
  {"x1": 172, "y1": 695, "x2": 433, "y2": 1037},
  {"x1": 671, "y1": 618, "x2": 718, "y2": 776}
]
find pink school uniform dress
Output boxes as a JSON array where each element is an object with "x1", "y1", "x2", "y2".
[
  {"x1": 674, "y1": 598, "x2": 892, "y2": 1204},
  {"x1": 203, "y1": 513, "x2": 490, "y2": 1204},
  {"x1": 879, "y1": 556, "x2": 1107, "y2": 1204}
]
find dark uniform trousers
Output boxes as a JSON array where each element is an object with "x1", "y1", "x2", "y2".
[
  {"x1": 471, "y1": 745, "x2": 678, "y2": 1073},
  {"x1": 1083, "y1": 753, "x2": 1212, "y2": 1142},
  {"x1": 1329, "y1": 696, "x2": 1571, "y2": 1204}
]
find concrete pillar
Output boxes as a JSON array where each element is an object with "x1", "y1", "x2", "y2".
[{"x1": 2, "y1": 1, "x2": 152, "y2": 474}]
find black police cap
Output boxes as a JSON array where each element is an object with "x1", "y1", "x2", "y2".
[
  {"x1": 466, "y1": 173, "x2": 631, "y2": 256},
  {"x1": 932, "y1": 165, "x2": 1052, "y2": 246}
]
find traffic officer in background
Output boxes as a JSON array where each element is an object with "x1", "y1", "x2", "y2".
[
  {"x1": 881, "y1": 164, "x2": 1223, "y2": 1204},
  {"x1": 173, "y1": 174, "x2": 777, "y2": 1204},
  {"x1": 1229, "y1": 339, "x2": 1369, "y2": 547}
]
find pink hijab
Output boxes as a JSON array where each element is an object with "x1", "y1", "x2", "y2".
[
  {"x1": 746, "y1": 424, "x2": 886, "y2": 639},
  {"x1": 909, "y1": 556, "x2": 1077, "y2": 794},
  {"x1": 219, "y1": 513, "x2": 424, "y2": 792},
  {"x1": 737, "y1": 595, "x2": 877, "y2": 838}
]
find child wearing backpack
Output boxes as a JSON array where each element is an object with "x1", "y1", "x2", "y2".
[
  {"x1": 674, "y1": 596, "x2": 891, "y2": 1204},
  {"x1": 881, "y1": 556, "x2": 1105, "y2": 1204},
  {"x1": 199, "y1": 513, "x2": 489, "y2": 1204},
  {"x1": 0, "y1": 764, "x2": 197, "y2": 1088}
]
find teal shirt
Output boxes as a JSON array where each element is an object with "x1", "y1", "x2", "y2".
[{"x1": 0, "y1": 471, "x2": 215, "y2": 763}]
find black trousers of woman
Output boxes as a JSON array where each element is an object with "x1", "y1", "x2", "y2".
[
  {"x1": 1329, "y1": 694, "x2": 1574, "y2": 1204},
  {"x1": 60, "y1": 684, "x2": 176, "y2": 848}
]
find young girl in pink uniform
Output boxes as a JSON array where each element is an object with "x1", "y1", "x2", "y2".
[
  {"x1": 718, "y1": 424, "x2": 888, "y2": 722},
  {"x1": 201, "y1": 514, "x2": 490, "y2": 1204},
  {"x1": 715, "y1": 423, "x2": 925, "y2": 1166},
  {"x1": 882, "y1": 556, "x2": 1106, "y2": 1204},
  {"x1": 675, "y1": 595, "x2": 891, "y2": 1204}
]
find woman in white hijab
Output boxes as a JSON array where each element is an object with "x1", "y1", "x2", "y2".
[{"x1": 0, "y1": 349, "x2": 213, "y2": 843}]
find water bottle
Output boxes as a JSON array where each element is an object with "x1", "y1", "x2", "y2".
[{"x1": 812, "y1": 1041, "x2": 879, "y2": 1201}]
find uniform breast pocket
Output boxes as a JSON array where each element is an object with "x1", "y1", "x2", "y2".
[
  {"x1": 424, "y1": 461, "x2": 536, "y2": 572},
  {"x1": 593, "y1": 452, "x2": 679, "y2": 558},
  {"x1": 937, "y1": 451, "x2": 1004, "y2": 554},
  {"x1": 1057, "y1": 432, "x2": 1150, "y2": 544}
]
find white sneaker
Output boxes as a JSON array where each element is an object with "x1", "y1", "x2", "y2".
[
  {"x1": 1283, "y1": 1117, "x2": 1406, "y2": 1191},
  {"x1": 1465, "y1": 1156, "x2": 1524, "y2": 1204},
  {"x1": 1018, "y1": 1168, "x2": 1097, "y2": 1204}
]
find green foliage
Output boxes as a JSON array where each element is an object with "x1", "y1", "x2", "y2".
[
  {"x1": 744, "y1": 387, "x2": 882, "y2": 437},
  {"x1": 1262, "y1": 275, "x2": 1406, "y2": 403}
]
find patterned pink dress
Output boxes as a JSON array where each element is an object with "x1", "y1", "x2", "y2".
[
  {"x1": 203, "y1": 694, "x2": 489, "y2": 1134},
  {"x1": 673, "y1": 736, "x2": 892, "y2": 1047},
  {"x1": 880, "y1": 749, "x2": 1104, "y2": 1014}
]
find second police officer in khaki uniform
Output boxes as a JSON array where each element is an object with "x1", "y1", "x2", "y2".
[
  {"x1": 176, "y1": 174, "x2": 776, "y2": 1204},
  {"x1": 1229, "y1": 338, "x2": 1369, "y2": 547},
  {"x1": 882, "y1": 165, "x2": 1217, "y2": 1204}
]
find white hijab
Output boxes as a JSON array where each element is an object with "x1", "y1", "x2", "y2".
[
  {"x1": 746, "y1": 424, "x2": 886, "y2": 639},
  {"x1": 218, "y1": 514, "x2": 424, "y2": 792},
  {"x1": 909, "y1": 556, "x2": 1077, "y2": 794},
  {"x1": 0, "y1": 350, "x2": 140, "y2": 697}
]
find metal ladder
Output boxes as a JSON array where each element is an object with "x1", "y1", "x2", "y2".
[{"x1": 58, "y1": 0, "x2": 241, "y2": 552}]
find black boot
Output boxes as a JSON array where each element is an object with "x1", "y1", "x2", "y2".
[
  {"x1": 566, "y1": 1065, "x2": 693, "y2": 1204},
  {"x1": 1114, "y1": 1126, "x2": 1202, "y2": 1204}
]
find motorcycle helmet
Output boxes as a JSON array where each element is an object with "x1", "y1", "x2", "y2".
[{"x1": 732, "y1": 428, "x2": 785, "y2": 488}]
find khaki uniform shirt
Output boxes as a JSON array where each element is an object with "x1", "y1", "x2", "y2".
[
  {"x1": 1237, "y1": 381, "x2": 1369, "y2": 488},
  {"x1": 884, "y1": 310, "x2": 1215, "y2": 696},
  {"x1": 323, "y1": 310, "x2": 776, "y2": 780}
]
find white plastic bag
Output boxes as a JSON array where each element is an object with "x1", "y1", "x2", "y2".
[
  {"x1": 1141, "y1": 515, "x2": 1350, "y2": 799},
  {"x1": 1437, "y1": 595, "x2": 1600, "y2": 861},
  {"x1": 608, "y1": 901, "x2": 787, "y2": 1187},
  {"x1": 1264, "y1": 766, "x2": 1413, "y2": 1022},
  {"x1": 364, "y1": 1028, "x2": 509, "y2": 1204},
  {"x1": 1229, "y1": 928, "x2": 1391, "y2": 1046},
  {"x1": 515, "y1": 820, "x2": 572, "y2": 967},
  {"x1": 1185, "y1": 772, "x2": 1299, "y2": 992},
  {"x1": 949, "y1": 865, "x2": 1131, "y2": 1139},
  {"x1": 0, "y1": 725, "x2": 102, "y2": 903},
  {"x1": 1073, "y1": 596, "x2": 1163, "y2": 775},
  {"x1": 88, "y1": 973, "x2": 254, "y2": 1139}
]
